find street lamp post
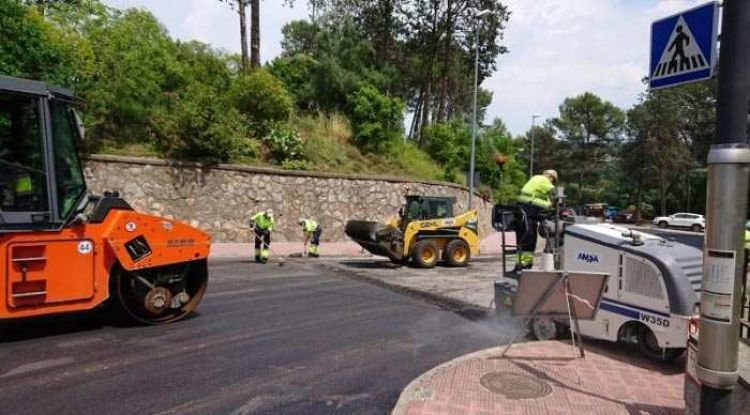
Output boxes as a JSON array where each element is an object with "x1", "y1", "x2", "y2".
[
  {"x1": 529, "y1": 114, "x2": 541, "y2": 178},
  {"x1": 468, "y1": 9, "x2": 491, "y2": 210}
]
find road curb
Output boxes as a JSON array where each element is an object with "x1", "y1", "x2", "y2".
[{"x1": 318, "y1": 261, "x2": 494, "y2": 320}]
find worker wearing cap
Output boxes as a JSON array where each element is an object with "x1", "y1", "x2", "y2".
[
  {"x1": 250, "y1": 209, "x2": 275, "y2": 264},
  {"x1": 299, "y1": 218, "x2": 322, "y2": 258},
  {"x1": 514, "y1": 169, "x2": 558, "y2": 274}
]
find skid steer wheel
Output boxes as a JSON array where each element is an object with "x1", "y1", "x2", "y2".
[
  {"x1": 111, "y1": 260, "x2": 208, "y2": 325},
  {"x1": 443, "y1": 239, "x2": 471, "y2": 267},
  {"x1": 411, "y1": 240, "x2": 439, "y2": 268},
  {"x1": 637, "y1": 326, "x2": 684, "y2": 361}
]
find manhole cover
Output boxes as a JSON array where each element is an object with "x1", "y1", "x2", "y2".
[{"x1": 479, "y1": 371, "x2": 552, "y2": 400}]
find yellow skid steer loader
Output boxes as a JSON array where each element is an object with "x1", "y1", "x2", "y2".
[{"x1": 345, "y1": 196, "x2": 479, "y2": 268}]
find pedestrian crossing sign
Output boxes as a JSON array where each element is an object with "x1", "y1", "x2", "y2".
[{"x1": 649, "y1": 1, "x2": 718, "y2": 90}]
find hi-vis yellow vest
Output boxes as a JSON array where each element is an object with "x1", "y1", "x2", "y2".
[{"x1": 518, "y1": 175, "x2": 554, "y2": 208}]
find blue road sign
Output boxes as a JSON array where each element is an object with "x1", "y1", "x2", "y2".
[{"x1": 649, "y1": 1, "x2": 719, "y2": 90}]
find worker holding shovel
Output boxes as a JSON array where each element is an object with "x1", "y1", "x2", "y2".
[
  {"x1": 250, "y1": 209, "x2": 275, "y2": 264},
  {"x1": 299, "y1": 218, "x2": 322, "y2": 258}
]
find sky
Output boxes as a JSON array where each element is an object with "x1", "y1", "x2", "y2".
[{"x1": 103, "y1": 0, "x2": 708, "y2": 135}]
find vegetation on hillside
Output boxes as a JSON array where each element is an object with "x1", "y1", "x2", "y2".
[{"x1": 2, "y1": 1, "x2": 727, "y2": 214}]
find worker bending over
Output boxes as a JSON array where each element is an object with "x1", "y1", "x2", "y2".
[
  {"x1": 514, "y1": 169, "x2": 558, "y2": 274},
  {"x1": 299, "y1": 218, "x2": 322, "y2": 257},
  {"x1": 250, "y1": 209, "x2": 275, "y2": 264}
]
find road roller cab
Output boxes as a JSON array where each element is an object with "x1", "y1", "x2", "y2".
[{"x1": 0, "y1": 75, "x2": 210, "y2": 324}]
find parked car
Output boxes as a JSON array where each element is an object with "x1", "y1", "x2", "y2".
[
  {"x1": 561, "y1": 207, "x2": 576, "y2": 218},
  {"x1": 604, "y1": 207, "x2": 619, "y2": 221},
  {"x1": 652, "y1": 213, "x2": 705, "y2": 232},
  {"x1": 614, "y1": 210, "x2": 635, "y2": 224},
  {"x1": 582, "y1": 203, "x2": 607, "y2": 218}
]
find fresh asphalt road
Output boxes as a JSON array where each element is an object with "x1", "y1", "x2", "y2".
[{"x1": 0, "y1": 260, "x2": 506, "y2": 415}]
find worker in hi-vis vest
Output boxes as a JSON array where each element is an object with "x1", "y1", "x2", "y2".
[
  {"x1": 513, "y1": 169, "x2": 558, "y2": 275},
  {"x1": 299, "y1": 218, "x2": 322, "y2": 258},
  {"x1": 250, "y1": 209, "x2": 275, "y2": 264}
]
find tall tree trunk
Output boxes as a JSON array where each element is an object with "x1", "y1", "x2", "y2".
[
  {"x1": 635, "y1": 185, "x2": 643, "y2": 223},
  {"x1": 250, "y1": 0, "x2": 260, "y2": 68},
  {"x1": 436, "y1": 0, "x2": 453, "y2": 122},
  {"x1": 238, "y1": 0, "x2": 249, "y2": 71},
  {"x1": 580, "y1": 149, "x2": 586, "y2": 206},
  {"x1": 375, "y1": 0, "x2": 394, "y2": 62},
  {"x1": 409, "y1": 91, "x2": 424, "y2": 140},
  {"x1": 419, "y1": 81, "x2": 432, "y2": 147},
  {"x1": 659, "y1": 167, "x2": 667, "y2": 216}
]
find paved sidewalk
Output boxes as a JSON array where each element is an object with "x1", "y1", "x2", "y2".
[
  {"x1": 209, "y1": 232, "x2": 513, "y2": 260},
  {"x1": 209, "y1": 241, "x2": 371, "y2": 259},
  {"x1": 392, "y1": 340, "x2": 686, "y2": 415}
]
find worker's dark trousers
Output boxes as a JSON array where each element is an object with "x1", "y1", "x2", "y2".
[
  {"x1": 309, "y1": 228, "x2": 322, "y2": 256},
  {"x1": 517, "y1": 203, "x2": 545, "y2": 268},
  {"x1": 254, "y1": 229, "x2": 271, "y2": 263}
]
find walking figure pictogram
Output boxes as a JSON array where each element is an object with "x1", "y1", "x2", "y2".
[
  {"x1": 668, "y1": 25, "x2": 690, "y2": 73},
  {"x1": 649, "y1": 2, "x2": 718, "y2": 90}
]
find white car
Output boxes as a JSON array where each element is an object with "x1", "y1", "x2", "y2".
[{"x1": 653, "y1": 213, "x2": 705, "y2": 232}]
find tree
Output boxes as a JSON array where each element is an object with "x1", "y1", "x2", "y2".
[
  {"x1": 399, "y1": 0, "x2": 509, "y2": 142},
  {"x1": 218, "y1": 0, "x2": 251, "y2": 70},
  {"x1": 81, "y1": 9, "x2": 176, "y2": 148},
  {"x1": 517, "y1": 122, "x2": 566, "y2": 178},
  {"x1": 230, "y1": 69, "x2": 294, "y2": 136},
  {"x1": 0, "y1": 0, "x2": 94, "y2": 88},
  {"x1": 551, "y1": 92, "x2": 625, "y2": 206},
  {"x1": 477, "y1": 118, "x2": 526, "y2": 202},
  {"x1": 150, "y1": 83, "x2": 252, "y2": 164},
  {"x1": 348, "y1": 84, "x2": 405, "y2": 152},
  {"x1": 250, "y1": 0, "x2": 260, "y2": 67},
  {"x1": 631, "y1": 95, "x2": 695, "y2": 216}
]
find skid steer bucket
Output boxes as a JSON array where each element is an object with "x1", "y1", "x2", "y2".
[{"x1": 344, "y1": 220, "x2": 403, "y2": 261}]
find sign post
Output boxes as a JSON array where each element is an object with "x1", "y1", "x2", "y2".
[
  {"x1": 650, "y1": 2, "x2": 750, "y2": 414},
  {"x1": 695, "y1": 1, "x2": 750, "y2": 414}
]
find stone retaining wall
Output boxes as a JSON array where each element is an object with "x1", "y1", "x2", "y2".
[{"x1": 85, "y1": 155, "x2": 494, "y2": 243}]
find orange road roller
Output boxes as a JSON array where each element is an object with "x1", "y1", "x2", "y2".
[{"x1": 0, "y1": 75, "x2": 210, "y2": 324}]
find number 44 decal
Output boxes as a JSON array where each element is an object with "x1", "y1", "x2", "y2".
[{"x1": 641, "y1": 313, "x2": 670, "y2": 327}]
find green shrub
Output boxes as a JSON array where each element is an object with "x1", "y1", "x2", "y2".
[
  {"x1": 268, "y1": 54, "x2": 319, "y2": 111},
  {"x1": 263, "y1": 125, "x2": 306, "y2": 165},
  {"x1": 348, "y1": 84, "x2": 404, "y2": 152},
  {"x1": 230, "y1": 69, "x2": 294, "y2": 136},
  {"x1": 150, "y1": 85, "x2": 253, "y2": 164}
]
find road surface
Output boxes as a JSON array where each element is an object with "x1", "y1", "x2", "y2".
[{"x1": 0, "y1": 260, "x2": 506, "y2": 415}]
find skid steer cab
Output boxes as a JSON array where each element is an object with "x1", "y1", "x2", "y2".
[
  {"x1": 345, "y1": 195, "x2": 479, "y2": 268},
  {"x1": 0, "y1": 76, "x2": 210, "y2": 325}
]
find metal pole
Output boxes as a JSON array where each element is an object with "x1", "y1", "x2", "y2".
[
  {"x1": 468, "y1": 26, "x2": 480, "y2": 210},
  {"x1": 696, "y1": 1, "x2": 750, "y2": 413},
  {"x1": 529, "y1": 115, "x2": 539, "y2": 178}
]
